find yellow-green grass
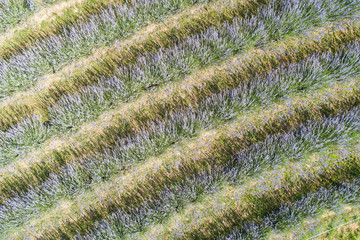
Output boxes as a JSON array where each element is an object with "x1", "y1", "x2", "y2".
[
  {"x1": 0, "y1": 0, "x2": 50, "y2": 36},
  {"x1": 0, "y1": 0, "x2": 87, "y2": 46},
  {"x1": 0, "y1": 0, "x2": 127, "y2": 60},
  {"x1": 316, "y1": 208, "x2": 360, "y2": 240},
  {"x1": 0, "y1": 0, "x2": 274, "y2": 131},
  {"x1": 0, "y1": 0, "x2": 272, "y2": 60},
  {"x1": 143, "y1": 143, "x2": 360, "y2": 239},
  {"x1": 0, "y1": 18, "x2": 359, "y2": 203},
  {"x1": 11, "y1": 77, "x2": 360, "y2": 239},
  {"x1": 268, "y1": 204, "x2": 360, "y2": 240}
]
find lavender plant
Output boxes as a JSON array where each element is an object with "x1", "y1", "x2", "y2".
[
  {"x1": 281, "y1": 205, "x2": 360, "y2": 239},
  {"x1": 0, "y1": 0, "x2": 39, "y2": 34},
  {"x1": 0, "y1": 0, "x2": 360, "y2": 237},
  {"x1": 0, "y1": 115, "x2": 49, "y2": 161},
  {"x1": 221, "y1": 179, "x2": 360, "y2": 240},
  {"x1": 92, "y1": 176, "x2": 360, "y2": 239},
  {"x1": 0, "y1": 0, "x2": 358, "y2": 99},
  {"x1": 46, "y1": 16, "x2": 360, "y2": 131},
  {"x1": 67, "y1": 110, "x2": 360, "y2": 239},
  {"x1": 1, "y1": 42, "x2": 360, "y2": 168},
  {"x1": 138, "y1": 143, "x2": 360, "y2": 239},
  {"x1": 1, "y1": 17, "x2": 358, "y2": 211},
  {"x1": 0, "y1": 0, "x2": 215, "y2": 98},
  {"x1": 1, "y1": 92, "x2": 360, "y2": 238}
]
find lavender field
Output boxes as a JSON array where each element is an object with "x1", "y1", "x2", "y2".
[{"x1": 0, "y1": 0, "x2": 360, "y2": 239}]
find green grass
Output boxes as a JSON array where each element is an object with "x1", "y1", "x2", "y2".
[
  {"x1": 0, "y1": 0, "x2": 40, "y2": 34},
  {"x1": 0, "y1": 0, "x2": 359, "y2": 238},
  {"x1": 8, "y1": 76, "x2": 360, "y2": 239},
  {"x1": 0, "y1": 16, "x2": 358, "y2": 204},
  {"x1": 0, "y1": 0, "x2": 125, "y2": 59},
  {"x1": 221, "y1": 184, "x2": 360, "y2": 239},
  {"x1": 3, "y1": 52, "x2": 360, "y2": 238},
  {"x1": 0, "y1": 0, "x2": 276, "y2": 130},
  {"x1": 145, "y1": 142, "x2": 360, "y2": 239},
  {"x1": 2, "y1": 0, "x2": 358, "y2": 168}
]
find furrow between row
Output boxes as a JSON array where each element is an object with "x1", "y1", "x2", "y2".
[
  {"x1": 268, "y1": 204, "x2": 360, "y2": 240},
  {"x1": 143, "y1": 143, "x2": 360, "y2": 239},
  {"x1": 0, "y1": 17, "x2": 358, "y2": 203},
  {"x1": 0, "y1": 0, "x2": 40, "y2": 35},
  {"x1": 0, "y1": 0, "x2": 126, "y2": 59},
  {"x1": 16, "y1": 77, "x2": 360, "y2": 239},
  {"x1": 0, "y1": 0, "x2": 275, "y2": 129},
  {"x1": 1, "y1": 0, "x2": 353, "y2": 167},
  {"x1": 2, "y1": 0, "x2": 237, "y2": 100},
  {"x1": 2, "y1": 46, "x2": 359, "y2": 237},
  {"x1": 221, "y1": 182, "x2": 360, "y2": 239}
]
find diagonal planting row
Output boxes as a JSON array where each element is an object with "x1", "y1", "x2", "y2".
[
  {"x1": 0, "y1": 0, "x2": 127, "y2": 59},
  {"x1": 0, "y1": 0, "x2": 39, "y2": 35},
  {"x1": 0, "y1": 0, "x2": 226, "y2": 100},
  {"x1": 5, "y1": 0, "x2": 356, "y2": 129},
  {"x1": 1, "y1": 1, "x2": 360, "y2": 239},
  {"x1": 0, "y1": 16, "x2": 360, "y2": 203},
  {"x1": 0, "y1": 0, "x2": 89, "y2": 39},
  {"x1": 4, "y1": 0, "x2": 271, "y2": 62},
  {"x1": 3, "y1": 50, "x2": 360, "y2": 238},
  {"x1": 0, "y1": 0, "x2": 277, "y2": 127},
  {"x1": 143, "y1": 141, "x2": 360, "y2": 239},
  {"x1": 4, "y1": 46, "x2": 360, "y2": 238},
  {"x1": 0, "y1": 0, "x2": 80, "y2": 35},
  {"x1": 32, "y1": 0, "x2": 360, "y2": 131},
  {"x1": 74, "y1": 106, "x2": 360, "y2": 239},
  {"x1": 0, "y1": 0, "x2": 91, "y2": 38},
  {"x1": 13, "y1": 76, "x2": 360, "y2": 239},
  {"x1": 220, "y1": 180, "x2": 360, "y2": 239},
  {"x1": 266, "y1": 204, "x2": 360, "y2": 240},
  {"x1": 1, "y1": 0, "x2": 356, "y2": 169},
  {"x1": 1, "y1": 0, "x2": 291, "y2": 60}
]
